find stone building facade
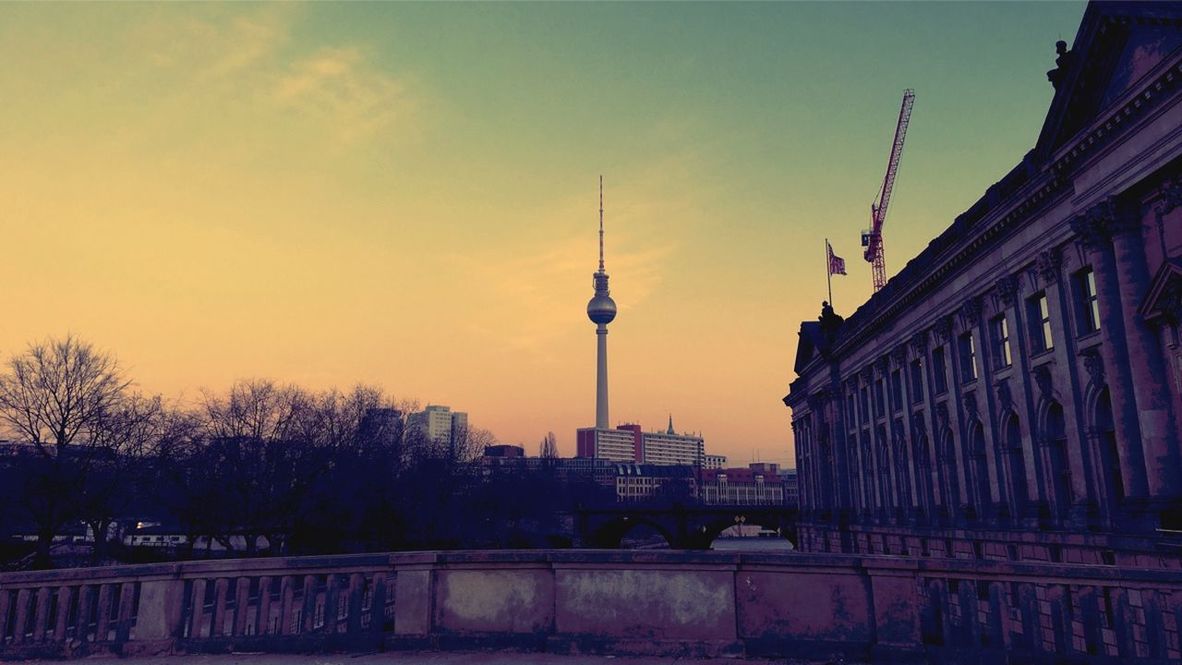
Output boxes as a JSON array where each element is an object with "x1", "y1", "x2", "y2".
[{"x1": 786, "y1": 1, "x2": 1182, "y2": 568}]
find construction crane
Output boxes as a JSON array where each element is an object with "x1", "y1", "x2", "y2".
[{"x1": 862, "y1": 89, "x2": 915, "y2": 292}]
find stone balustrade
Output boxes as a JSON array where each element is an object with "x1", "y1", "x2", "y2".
[{"x1": 2, "y1": 550, "x2": 1181, "y2": 662}]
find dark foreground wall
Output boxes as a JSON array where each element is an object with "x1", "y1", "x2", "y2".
[{"x1": 2, "y1": 550, "x2": 1181, "y2": 662}]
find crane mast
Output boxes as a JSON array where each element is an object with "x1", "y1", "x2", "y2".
[{"x1": 862, "y1": 89, "x2": 915, "y2": 292}]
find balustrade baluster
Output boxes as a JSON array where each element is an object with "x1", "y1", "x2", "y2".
[
  {"x1": 189, "y1": 579, "x2": 207, "y2": 640},
  {"x1": 12, "y1": 588, "x2": 30, "y2": 645},
  {"x1": 279, "y1": 576, "x2": 295, "y2": 635},
  {"x1": 0, "y1": 589, "x2": 11, "y2": 645},
  {"x1": 233, "y1": 577, "x2": 250, "y2": 637},
  {"x1": 1077, "y1": 585, "x2": 1104, "y2": 655},
  {"x1": 301, "y1": 575, "x2": 317, "y2": 633},
  {"x1": 32, "y1": 587, "x2": 50, "y2": 642},
  {"x1": 211, "y1": 578, "x2": 229, "y2": 637},
  {"x1": 75, "y1": 585, "x2": 95, "y2": 643},
  {"x1": 116, "y1": 582, "x2": 135, "y2": 643},
  {"x1": 1112, "y1": 587, "x2": 1137, "y2": 657},
  {"x1": 255, "y1": 577, "x2": 272, "y2": 636},
  {"x1": 325, "y1": 575, "x2": 341, "y2": 634},
  {"x1": 369, "y1": 573, "x2": 386, "y2": 635},
  {"x1": 94, "y1": 584, "x2": 113, "y2": 642},
  {"x1": 1143, "y1": 590, "x2": 1167, "y2": 659},
  {"x1": 53, "y1": 585, "x2": 71, "y2": 641},
  {"x1": 984, "y1": 581, "x2": 1007, "y2": 649},
  {"x1": 1047, "y1": 585, "x2": 1071, "y2": 654},
  {"x1": 346, "y1": 573, "x2": 364, "y2": 635},
  {"x1": 1015, "y1": 583, "x2": 1040, "y2": 651},
  {"x1": 956, "y1": 580, "x2": 978, "y2": 646}
]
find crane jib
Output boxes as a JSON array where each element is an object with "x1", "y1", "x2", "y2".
[{"x1": 863, "y1": 89, "x2": 915, "y2": 293}]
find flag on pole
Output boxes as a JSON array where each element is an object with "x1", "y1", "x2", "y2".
[{"x1": 827, "y1": 240, "x2": 847, "y2": 276}]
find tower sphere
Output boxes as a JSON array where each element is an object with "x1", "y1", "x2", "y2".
[{"x1": 587, "y1": 293, "x2": 617, "y2": 324}]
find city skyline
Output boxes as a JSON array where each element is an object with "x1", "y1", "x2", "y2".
[{"x1": 0, "y1": 2, "x2": 1085, "y2": 463}]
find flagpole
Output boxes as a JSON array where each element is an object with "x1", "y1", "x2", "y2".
[{"x1": 825, "y1": 238, "x2": 833, "y2": 306}]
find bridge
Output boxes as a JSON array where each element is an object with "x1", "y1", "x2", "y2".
[
  {"x1": 572, "y1": 503, "x2": 798, "y2": 549},
  {"x1": 3, "y1": 549, "x2": 1180, "y2": 663}
]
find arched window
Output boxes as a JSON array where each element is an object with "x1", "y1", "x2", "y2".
[
  {"x1": 1044, "y1": 402, "x2": 1072, "y2": 516},
  {"x1": 968, "y1": 423, "x2": 990, "y2": 515},
  {"x1": 913, "y1": 427, "x2": 933, "y2": 518},
  {"x1": 1094, "y1": 389, "x2": 1123, "y2": 508},
  {"x1": 1004, "y1": 414, "x2": 1029, "y2": 510},
  {"x1": 938, "y1": 428, "x2": 960, "y2": 516},
  {"x1": 893, "y1": 421, "x2": 912, "y2": 512},
  {"x1": 876, "y1": 426, "x2": 892, "y2": 511}
]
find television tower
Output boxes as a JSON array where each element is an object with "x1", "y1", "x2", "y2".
[{"x1": 586, "y1": 176, "x2": 617, "y2": 430}]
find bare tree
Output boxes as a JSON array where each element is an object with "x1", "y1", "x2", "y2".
[
  {"x1": 0, "y1": 335, "x2": 130, "y2": 451},
  {"x1": 78, "y1": 393, "x2": 169, "y2": 563},
  {"x1": 0, "y1": 335, "x2": 133, "y2": 567},
  {"x1": 539, "y1": 431, "x2": 559, "y2": 459}
]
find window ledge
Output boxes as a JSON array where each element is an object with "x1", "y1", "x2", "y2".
[{"x1": 1029, "y1": 348, "x2": 1055, "y2": 361}]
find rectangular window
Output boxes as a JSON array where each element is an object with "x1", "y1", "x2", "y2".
[
  {"x1": 875, "y1": 379, "x2": 885, "y2": 416},
  {"x1": 860, "y1": 387, "x2": 870, "y2": 422},
  {"x1": 910, "y1": 359, "x2": 924, "y2": 403},
  {"x1": 1027, "y1": 293, "x2": 1054, "y2": 353},
  {"x1": 932, "y1": 347, "x2": 948, "y2": 395},
  {"x1": 1075, "y1": 268, "x2": 1101, "y2": 334},
  {"x1": 890, "y1": 370, "x2": 903, "y2": 408},
  {"x1": 958, "y1": 332, "x2": 978, "y2": 383},
  {"x1": 991, "y1": 315, "x2": 1012, "y2": 369}
]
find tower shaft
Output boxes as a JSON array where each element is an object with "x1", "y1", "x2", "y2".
[{"x1": 596, "y1": 324, "x2": 609, "y2": 429}]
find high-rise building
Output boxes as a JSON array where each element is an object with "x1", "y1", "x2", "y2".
[
  {"x1": 576, "y1": 424, "x2": 641, "y2": 462},
  {"x1": 577, "y1": 420, "x2": 707, "y2": 467},
  {"x1": 407, "y1": 405, "x2": 467, "y2": 447},
  {"x1": 641, "y1": 418, "x2": 704, "y2": 467},
  {"x1": 703, "y1": 454, "x2": 728, "y2": 470}
]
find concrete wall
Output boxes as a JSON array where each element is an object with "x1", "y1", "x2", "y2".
[{"x1": 3, "y1": 550, "x2": 1182, "y2": 662}]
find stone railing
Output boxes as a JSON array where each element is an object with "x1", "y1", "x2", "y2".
[{"x1": 2, "y1": 550, "x2": 1181, "y2": 662}]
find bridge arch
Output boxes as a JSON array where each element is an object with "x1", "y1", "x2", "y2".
[{"x1": 585, "y1": 516, "x2": 676, "y2": 549}]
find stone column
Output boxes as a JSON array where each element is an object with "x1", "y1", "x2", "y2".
[
  {"x1": 1069, "y1": 205, "x2": 1149, "y2": 500},
  {"x1": 1108, "y1": 202, "x2": 1182, "y2": 498}
]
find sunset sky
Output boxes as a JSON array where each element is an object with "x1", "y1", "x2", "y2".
[{"x1": 0, "y1": 2, "x2": 1085, "y2": 464}]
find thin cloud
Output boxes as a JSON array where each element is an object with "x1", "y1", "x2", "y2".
[{"x1": 272, "y1": 46, "x2": 414, "y2": 146}]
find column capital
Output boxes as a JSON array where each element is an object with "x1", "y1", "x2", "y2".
[
  {"x1": 1070, "y1": 196, "x2": 1141, "y2": 250},
  {"x1": 860, "y1": 365, "x2": 874, "y2": 384},
  {"x1": 1079, "y1": 347, "x2": 1105, "y2": 389},
  {"x1": 996, "y1": 274, "x2": 1020, "y2": 307},
  {"x1": 910, "y1": 330, "x2": 929, "y2": 355},
  {"x1": 1154, "y1": 174, "x2": 1182, "y2": 217},
  {"x1": 962, "y1": 391, "x2": 979, "y2": 422},
  {"x1": 892, "y1": 344, "x2": 908, "y2": 368},
  {"x1": 910, "y1": 412, "x2": 927, "y2": 439},
  {"x1": 932, "y1": 315, "x2": 954, "y2": 345},
  {"x1": 935, "y1": 402, "x2": 951, "y2": 430},
  {"x1": 995, "y1": 379, "x2": 1013, "y2": 413},
  {"x1": 1031, "y1": 363, "x2": 1054, "y2": 401},
  {"x1": 1036, "y1": 247, "x2": 1063, "y2": 285},
  {"x1": 960, "y1": 296, "x2": 983, "y2": 329}
]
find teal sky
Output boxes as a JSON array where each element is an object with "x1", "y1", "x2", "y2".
[{"x1": 0, "y1": 2, "x2": 1087, "y2": 464}]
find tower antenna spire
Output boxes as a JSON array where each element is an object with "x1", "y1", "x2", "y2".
[{"x1": 598, "y1": 175, "x2": 605, "y2": 273}]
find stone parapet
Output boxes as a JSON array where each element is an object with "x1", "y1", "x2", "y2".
[{"x1": 3, "y1": 549, "x2": 1182, "y2": 662}]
